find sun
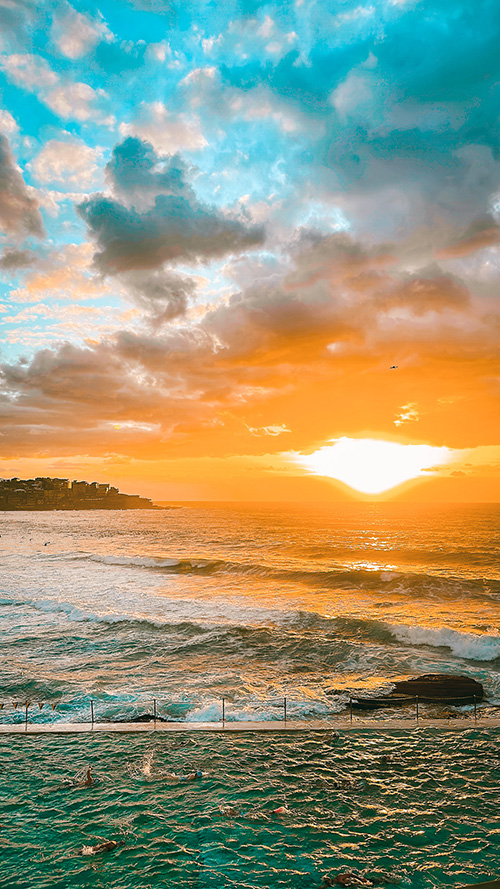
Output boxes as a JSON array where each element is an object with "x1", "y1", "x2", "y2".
[{"x1": 293, "y1": 437, "x2": 452, "y2": 495}]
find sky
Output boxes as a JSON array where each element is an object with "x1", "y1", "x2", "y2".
[{"x1": 0, "y1": 0, "x2": 500, "y2": 501}]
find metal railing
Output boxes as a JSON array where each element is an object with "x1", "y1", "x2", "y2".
[
  {"x1": 348, "y1": 694, "x2": 480, "y2": 723},
  {"x1": 0, "y1": 693, "x2": 484, "y2": 731}
]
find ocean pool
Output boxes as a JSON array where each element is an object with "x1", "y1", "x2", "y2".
[{"x1": 0, "y1": 729, "x2": 499, "y2": 889}]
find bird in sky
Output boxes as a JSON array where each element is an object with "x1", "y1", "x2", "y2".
[{"x1": 390, "y1": 365, "x2": 398, "y2": 370}]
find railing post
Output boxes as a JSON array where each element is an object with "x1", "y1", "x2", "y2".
[
  {"x1": 349, "y1": 696, "x2": 353, "y2": 723},
  {"x1": 153, "y1": 698, "x2": 157, "y2": 730},
  {"x1": 25, "y1": 700, "x2": 29, "y2": 732},
  {"x1": 416, "y1": 695, "x2": 419, "y2": 721},
  {"x1": 222, "y1": 697, "x2": 225, "y2": 727},
  {"x1": 90, "y1": 699, "x2": 94, "y2": 729},
  {"x1": 284, "y1": 696, "x2": 287, "y2": 724}
]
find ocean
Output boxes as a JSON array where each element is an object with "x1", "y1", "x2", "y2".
[
  {"x1": 1, "y1": 502, "x2": 500, "y2": 722},
  {"x1": 1, "y1": 502, "x2": 500, "y2": 888}
]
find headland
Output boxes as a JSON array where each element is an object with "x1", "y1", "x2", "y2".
[{"x1": 0, "y1": 476, "x2": 158, "y2": 510}]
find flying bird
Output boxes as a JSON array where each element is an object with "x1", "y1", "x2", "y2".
[{"x1": 390, "y1": 365, "x2": 398, "y2": 370}]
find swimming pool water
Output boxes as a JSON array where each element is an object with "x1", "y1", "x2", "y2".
[{"x1": 1, "y1": 729, "x2": 498, "y2": 889}]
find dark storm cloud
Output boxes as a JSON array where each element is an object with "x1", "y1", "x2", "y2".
[
  {"x1": 78, "y1": 137, "x2": 264, "y2": 273},
  {"x1": 0, "y1": 135, "x2": 44, "y2": 240}
]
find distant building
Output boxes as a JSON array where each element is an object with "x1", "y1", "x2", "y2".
[{"x1": 0, "y1": 477, "x2": 156, "y2": 511}]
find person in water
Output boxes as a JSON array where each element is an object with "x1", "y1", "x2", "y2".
[
  {"x1": 79, "y1": 839, "x2": 124, "y2": 856},
  {"x1": 61, "y1": 767, "x2": 97, "y2": 789},
  {"x1": 164, "y1": 769, "x2": 202, "y2": 782},
  {"x1": 81, "y1": 768, "x2": 95, "y2": 787}
]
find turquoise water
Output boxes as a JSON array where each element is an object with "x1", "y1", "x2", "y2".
[{"x1": 1, "y1": 729, "x2": 499, "y2": 889}]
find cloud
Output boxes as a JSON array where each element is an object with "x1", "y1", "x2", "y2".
[
  {"x1": 0, "y1": 248, "x2": 36, "y2": 269},
  {"x1": 1, "y1": 53, "x2": 58, "y2": 91},
  {"x1": 8, "y1": 242, "x2": 114, "y2": 304},
  {"x1": 3, "y1": 0, "x2": 500, "y2": 472},
  {"x1": 180, "y1": 64, "x2": 314, "y2": 136},
  {"x1": 382, "y1": 265, "x2": 470, "y2": 315},
  {"x1": 77, "y1": 137, "x2": 264, "y2": 272},
  {"x1": 0, "y1": 134, "x2": 44, "y2": 239},
  {"x1": 394, "y1": 402, "x2": 419, "y2": 427},
  {"x1": 120, "y1": 269, "x2": 194, "y2": 328},
  {"x1": 31, "y1": 138, "x2": 104, "y2": 187},
  {"x1": 125, "y1": 0, "x2": 173, "y2": 11},
  {"x1": 247, "y1": 424, "x2": 290, "y2": 436},
  {"x1": 0, "y1": 0, "x2": 38, "y2": 41},
  {"x1": 51, "y1": 2, "x2": 111, "y2": 59},
  {"x1": 3, "y1": 225, "x2": 499, "y2": 459},
  {"x1": 0, "y1": 110, "x2": 18, "y2": 136},
  {"x1": 1, "y1": 53, "x2": 109, "y2": 123},
  {"x1": 45, "y1": 82, "x2": 107, "y2": 122},
  {"x1": 119, "y1": 102, "x2": 207, "y2": 155}
]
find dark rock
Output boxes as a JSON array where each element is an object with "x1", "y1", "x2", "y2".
[
  {"x1": 393, "y1": 674, "x2": 483, "y2": 701},
  {"x1": 351, "y1": 674, "x2": 483, "y2": 709},
  {"x1": 116, "y1": 713, "x2": 170, "y2": 723}
]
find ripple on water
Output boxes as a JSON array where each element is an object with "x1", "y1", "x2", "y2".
[{"x1": 0, "y1": 730, "x2": 499, "y2": 889}]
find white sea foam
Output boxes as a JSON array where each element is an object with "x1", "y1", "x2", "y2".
[
  {"x1": 89, "y1": 554, "x2": 182, "y2": 569},
  {"x1": 184, "y1": 697, "x2": 342, "y2": 722},
  {"x1": 141, "y1": 749, "x2": 155, "y2": 777},
  {"x1": 389, "y1": 624, "x2": 500, "y2": 661},
  {"x1": 22, "y1": 591, "x2": 296, "y2": 631}
]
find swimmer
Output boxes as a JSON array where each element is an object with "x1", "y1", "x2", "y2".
[
  {"x1": 219, "y1": 805, "x2": 240, "y2": 818},
  {"x1": 79, "y1": 839, "x2": 124, "y2": 856},
  {"x1": 333, "y1": 776, "x2": 362, "y2": 790},
  {"x1": 81, "y1": 768, "x2": 95, "y2": 787},
  {"x1": 244, "y1": 808, "x2": 268, "y2": 821},
  {"x1": 272, "y1": 805, "x2": 290, "y2": 815},
  {"x1": 379, "y1": 755, "x2": 393, "y2": 766},
  {"x1": 185, "y1": 770, "x2": 203, "y2": 781},
  {"x1": 61, "y1": 767, "x2": 98, "y2": 790},
  {"x1": 334, "y1": 873, "x2": 374, "y2": 887}
]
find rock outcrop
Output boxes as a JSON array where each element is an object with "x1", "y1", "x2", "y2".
[
  {"x1": 350, "y1": 673, "x2": 484, "y2": 709},
  {"x1": 392, "y1": 674, "x2": 483, "y2": 701}
]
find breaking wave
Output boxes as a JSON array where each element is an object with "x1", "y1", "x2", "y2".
[
  {"x1": 388, "y1": 624, "x2": 500, "y2": 662},
  {"x1": 82, "y1": 553, "x2": 500, "y2": 601}
]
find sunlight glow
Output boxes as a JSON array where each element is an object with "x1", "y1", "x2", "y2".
[{"x1": 293, "y1": 437, "x2": 452, "y2": 494}]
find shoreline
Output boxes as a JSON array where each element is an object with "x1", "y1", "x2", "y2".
[{"x1": 2, "y1": 717, "x2": 500, "y2": 735}]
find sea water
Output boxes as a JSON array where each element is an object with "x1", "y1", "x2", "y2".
[
  {"x1": 1, "y1": 503, "x2": 500, "y2": 886},
  {"x1": 1, "y1": 502, "x2": 499, "y2": 720}
]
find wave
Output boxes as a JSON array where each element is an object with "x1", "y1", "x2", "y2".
[
  {"x1": 8, "y1": 589, "x2": 500, "y2": 665},
  {"x1": 7, "y1": 593, "x2": 395, "y2": 645},
  {"x1": 81, "y1": 552, "x2": 500, "y2": 602},
  {"x1": 388, "y1": 624, "x2": 500, "y2": 662},
  {"x1": 301, "y1": 545, "x2": 499, "y2": 568}
]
